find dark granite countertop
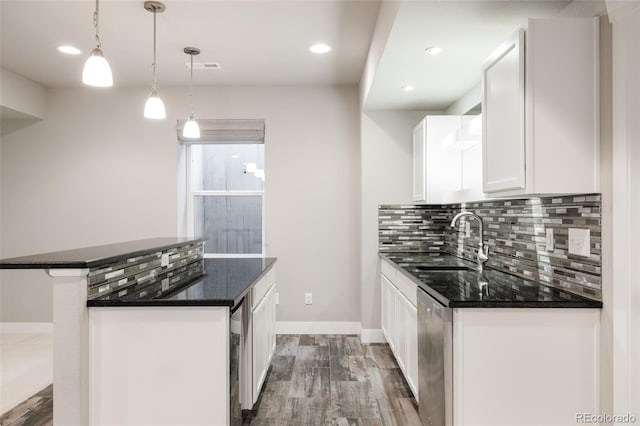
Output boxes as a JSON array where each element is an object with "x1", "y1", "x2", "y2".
[
  {"x1": 380, "y1": 252, "x2": 602, "y2": 309},
  {"x1": 87, "y1": 257, "x2": 277, "y2": 308},
  {"x1": 0, "y1": 238, "x2": 205, "y2": 269}
]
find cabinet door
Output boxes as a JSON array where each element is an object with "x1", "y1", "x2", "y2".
[
  {"x1": 406, "y1": 300, "x2": 419, "y2": 399},
  {"x1": 395, "y1": 291, "x2": 408, "y2": 372},
  {"x1": 412, "y1": 120, "x2": 426, "y2": 202},
  {"x1": 381, "y1": 275, "x2": 396, "y2": 351},
  {"x1": 482, "y1": 29, "x2": 526, "y2": 194},
  {"x1": 251, "y1": 295, "x2": 268, "y2": 402},
  {"x1": 426, "y1": 116, "x2": 463, "y2": 204},
  {"x1": 266, "y1": 284, "x2": 276, "y2": 365}
]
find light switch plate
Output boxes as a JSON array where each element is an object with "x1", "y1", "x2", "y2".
[
  {"x1": 161, "y1": 253, "x2": 170, "y2": 267},
  {"x1": 568, "y1": 228, "x2": 590, "y2": 257}
]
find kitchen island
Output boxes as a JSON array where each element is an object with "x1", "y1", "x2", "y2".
[
  {"x1": 379, "y1": 252, "x2": 601, "y2": 426},
  {"x1": 0, "y1": 239, "x2": 277, "y2": 426}
]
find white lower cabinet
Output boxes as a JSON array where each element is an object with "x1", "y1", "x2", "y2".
[
  {"x1": 247, "y1": 267, "x2": 277, "y2": 406},
  {"x1": 380, "y1": 266, "x2": 419, "y2": 398},
  {"x1": 405, "y1": 299, "x2": 418, "y2": 398},
  {"x1": 381, "y1": 274, "x2": 397, "y2": 352},
  {"x1": 453, "y1": 308, "x2": 600, "y2": 426},
  {"x1": 382, "y1": 259, "x2": 600, "y2": 426}
]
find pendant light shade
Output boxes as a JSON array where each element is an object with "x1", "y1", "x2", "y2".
[
  {"x1": 82, "y1": 48, "x2": 113, "y2": 87},
  {"x1": 143, "y1": 1, "x2": 166, "y2": 119},
  {"x1": 182, "y1": 46, "x2": 201, "y2": 139},
  {"x1": 183, "y1": 115, "x2": 200, "y2": 138},
  {"x1": 83, "y1": 0, "x2": 113, "y2": 87},
  {"x1": 144, "y1": 90, "x2": 166, "y2": 119}
]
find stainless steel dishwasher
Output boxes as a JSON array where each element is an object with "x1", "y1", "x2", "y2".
[{"x1": 417, "y1": 287, "x2": 453, "y2": 426}]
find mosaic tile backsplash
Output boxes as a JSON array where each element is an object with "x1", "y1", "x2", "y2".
[
  {"x1": 379, "y1": 194, "x2": 602, "y2": 300},
  {"x1": 87, "y1": 241, "x2": 205, "y2": 300}
]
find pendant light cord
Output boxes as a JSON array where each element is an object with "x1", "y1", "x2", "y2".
[
  {"x1": 151, "y1": 8, "x2": 158, "y2": 91},
  {"x1": 93, "y1": 0, "x2": 102, "y2": 48},
  {"x1": 189, "y1": 53, "x2": 194, "y2": 114}
]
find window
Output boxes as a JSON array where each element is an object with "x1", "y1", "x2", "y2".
[{"x1": 180, "y1": 119, "x2": 266, "y2": 258}]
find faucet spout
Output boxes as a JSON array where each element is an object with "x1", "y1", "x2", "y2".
[{"x1": 450, "y1": 211, "x2": 489, "y2": 269}]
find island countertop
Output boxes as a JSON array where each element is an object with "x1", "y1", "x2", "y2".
[
  {"x1": 0, "y1": 238, "x2": 206, "y2": 269},
  {"x1": 381, "y1": 252, "x2": 602, "y2": 309},
  {"x1": 87, "y1": 257, "x2": 277, "y2": 308}
]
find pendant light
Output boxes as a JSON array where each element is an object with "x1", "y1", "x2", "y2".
[
  {"x1": 143, "y1": 1, "x2": 166, "y2": 119},
  {"x1": 82, "y1": 0, "x2": 113, "y2": 87},
  {"x1": 183, "y1": 47, "x2": 201, "y2": 139}
]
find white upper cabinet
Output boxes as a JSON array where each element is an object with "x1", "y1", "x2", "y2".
[
  {"x1": 413, "y1": 115, "x2": 483, "y2": 204},
  {"x1": 482, "y1": 18, "x2": 600, "y2": 197},
  {"x1": 412, "y1": 120, "x2": 426, "y2": 202},
  {"x1": 482, "y1": 30, "x2": 525, "y2": 194}
]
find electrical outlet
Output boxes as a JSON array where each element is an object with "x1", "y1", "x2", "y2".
[
  {"x1": 545, "y1": 228, "x2": 554, "y2": 251},
  {"x1": 304, "y1": 292, "x2": 312, "y2": 305},
  {"x1": 568, "y1": 228, "x2": 590, "y2": 257},
  {"x1": 161, "y1": 253, "x2": 170, "y2": 267}
]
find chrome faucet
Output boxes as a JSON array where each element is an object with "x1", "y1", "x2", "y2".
[{"x1": 451, "y1": 211, "x2": 489, "y2": 270}]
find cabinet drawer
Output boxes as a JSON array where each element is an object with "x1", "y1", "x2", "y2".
[
  {"x1": 380, "y1": 258, "x2": 396, "y2": 281},
  {"x1": 394, "y1": 272, "x2": 417, "y2": 307},
  {"x1": 266, "y1": 267, "x2": 276, "y2": 288},
  {"x1": 252, "y1": 265, "x2": 276, "y2": 309},
  {"x1": 252, "y1": 276, "x2": 271, "y2": 309}
]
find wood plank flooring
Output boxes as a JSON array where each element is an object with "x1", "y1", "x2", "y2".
[
  {"x1": 0, "y1": 335, "x2": 420, "y2": 426},
  {"x1": 244, "y1": 335, "x2": 421, "y2": 425},
  {"x1": 0, "y1": 384, "x2": 52, "y2": 426}
]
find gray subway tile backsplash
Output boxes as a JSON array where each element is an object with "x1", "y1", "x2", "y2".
[
  {"x1": 87, "y1": 241, "x2": 205, "y2": 300},
  {"x1": 379, "y1": 194, "x2": 602, "y2": 300}
]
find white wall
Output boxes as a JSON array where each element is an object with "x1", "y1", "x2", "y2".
[
  {"x1": 445, "y1": 83, "x2": 481, "y2": 115},
  {"x1": 609, "y1": 7, "x2": 640, "y2": 419},
  {"x1": 0, "y1": 67, "x2": 46, "y2": 120},
  {"x1": 359, "y1": 1, "x2": 401, "y2": 108},
  {"x1": 359, "y1": 110, "x2": 429, "y2": 332},
  {"x1": 598, "y1": 16, "x2": 614, "y2": 417},
  {"x1": 0, "y1": 85, "x2": 361, "y2": 324}
]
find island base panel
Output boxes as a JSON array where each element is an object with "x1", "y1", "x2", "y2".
[{"x1": 89, "y1": 307, "x2": 230, "y2": 426}]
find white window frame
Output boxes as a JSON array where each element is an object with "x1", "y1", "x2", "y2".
[{"x1": 185, "y1": 144, "x2": 266, "y2": 258}]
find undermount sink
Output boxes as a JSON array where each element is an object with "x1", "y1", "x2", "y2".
[{"x1": 415, "y1": 265, "x2": 475, "y2": 272}]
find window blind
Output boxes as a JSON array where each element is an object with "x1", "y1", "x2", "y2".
[{"x1": 177, "y1": 119, "x2": 265, "y2": 144}]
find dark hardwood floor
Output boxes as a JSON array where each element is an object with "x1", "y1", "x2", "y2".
[
  {"x1": 0, "y1": 384, "x2": 53, "y2": 426},
  {"x1": 244, "y1": 334, "x2": 421, "y2": 425},
  {"x1": 0, "y1": 335, "x2": 420, "y2": 426}
]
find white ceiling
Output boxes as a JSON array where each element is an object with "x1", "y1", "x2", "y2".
[
  {"x1": 0, "y1": 0, "x2": 584, "y2": 112},
  {"x1": 0, "y1": 0, "x2": 381, "y2": 87},
  {"x1": 364, "y1": 0, "x2": 572, "y2": 111}
]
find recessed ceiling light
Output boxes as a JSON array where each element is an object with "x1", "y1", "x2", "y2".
[
  {"x1": 231, "y1": 155, "x2": 240, "y2": 159},
  {"x1": 186, "y1": 62, "x2": 222, "y2": 70},
  {"x1": 57, "y1": 45, "x2": 82, "y2": 55},
  {"x1": 425, "y1": 46, "x2": 443, "y2": 55},
  {"x1": 401, "y1": 85, "x2": 415, "y2": 93},
  {"x1": 309, "y1": 43, "x2": 332, "y2": 54}
]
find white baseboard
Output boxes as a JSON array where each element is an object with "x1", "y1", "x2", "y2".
[
  {"x1": 360, "y1": 329, "x2": 386, "y2": 344},
  {"x1": 0, "y1": 322, "x2": 53, "y2": 334},
  {"x1": 276, "y1": 321, "x2": 361, "y2": 335}
]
